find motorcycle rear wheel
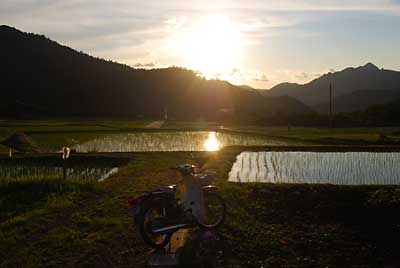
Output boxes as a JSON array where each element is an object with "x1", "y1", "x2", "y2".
[{"x1": 139, "y1": 206, "x2": 172, "y2": 249}]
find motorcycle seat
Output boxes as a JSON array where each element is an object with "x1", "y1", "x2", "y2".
[{"x1": 168, "y1": 184, "x2": 177, "y2": 192}]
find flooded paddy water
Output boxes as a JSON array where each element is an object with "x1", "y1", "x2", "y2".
[
  {"x1": 229, "y1": 151, "x2": 400, "y2": 185},
  {"x1": 74, "y1": 131, "x2": 283, "y2": 152},
  {"x1": 31, "y1": 131, "x2": 288, "y2": 152}
]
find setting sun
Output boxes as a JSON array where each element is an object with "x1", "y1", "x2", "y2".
[{"x1": 173, "y1": 15, "x2": 241, "y2": 79}]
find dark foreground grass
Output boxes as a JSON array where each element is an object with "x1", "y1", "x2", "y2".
[
  {"x1": 205, "y1": 149, "x2": 400, "y2": 268},
  {"x1": 2, "y1": 150, "x2": 400, "y2": 267},
  {"x1": 0, "y1": 152, "x2": 201, "y2": 267},
  {"x1": 217, "y1": 183, "x2": 400, "y2": 267},
  {"x1": 0, "y1": 177, "x2": 98, "y2": 222}
]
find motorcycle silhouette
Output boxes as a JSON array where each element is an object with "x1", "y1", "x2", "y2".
[{"x1": 127, "y1": 164, "x2": 226, "y2": 248}]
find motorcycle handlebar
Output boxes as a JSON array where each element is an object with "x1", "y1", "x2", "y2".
[{"x1": 170, "y1": 166, "x2": 216, "y2": 176}]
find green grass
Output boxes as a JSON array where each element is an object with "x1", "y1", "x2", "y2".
[
  {"x1": 0, "y1": 174, "x2": 111, "y2": 267},
  {"x1": 0, "y1": 177, "x2": 98, "y2": 222},
  {"x1": 29, "y1": 132, "x2": 112, "y2": 151},
  {"x1": 226, "y1": 125, "x2": 400, "y2": 144},
  {"x1": 163, "y1": 120, "x2": 222, "y2": 129},
  {"x1": 0, "y1": 119, "x2": 151, "y2": 137}
]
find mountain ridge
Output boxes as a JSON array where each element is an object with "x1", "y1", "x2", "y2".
[
  {"x1": 262, "y1": 62, "x2": 400, "y2": 113},
  {"x1": 0, "y1": 25, "x2": 313, "y2": 123}
]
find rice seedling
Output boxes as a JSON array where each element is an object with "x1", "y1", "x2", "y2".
[
  {"x1": 73, "y1": 131, "x2": 287, "y2": 152},
  {"x1": 0, "y1": 164, "x2": 118, "y2": 185},
  {"x1": 229, "y1": 152, "x2": 400, "y2": 185}
]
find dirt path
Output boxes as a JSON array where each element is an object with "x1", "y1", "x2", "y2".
[
  {"x1": 167, "y1": 229, "x2": 189, "y2": 253},
  {"x1": 145, "y1": 121, "x2": 165, "y2": 129}
]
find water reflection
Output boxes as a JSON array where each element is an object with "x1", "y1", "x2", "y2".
[
  {"x1": 229, "y1": 152, "x2": 400, "y2": 185},
  {"x1": 204, "y1": 132, "x2": 220, "y2": 151},
  {"x1": 74, "y1": 131, "x2": 284, "y2": 152}
]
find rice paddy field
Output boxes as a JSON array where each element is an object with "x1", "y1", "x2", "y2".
[
  {"x1": 229, "y1": 151, "x2": 400, "y2": 184},
  {"x1": 1, "y1": 120, "x2": 400, "y2": 267},
  {"x1": 2, "y1": 120, "x2": 400, "y2": 151}
]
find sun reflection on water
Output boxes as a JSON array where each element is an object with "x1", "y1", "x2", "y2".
[{"x1": 204, "y1": 132, "x2": 220, "y2": 151}]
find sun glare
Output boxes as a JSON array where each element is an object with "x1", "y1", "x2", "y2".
[
  {"x1": 204, "y1": 132, "x2": 220, "y2": 151},
  {"x1": 174, "y1": 15, "x2": 241, "y2": 79}
]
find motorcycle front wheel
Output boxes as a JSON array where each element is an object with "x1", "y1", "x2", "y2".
[
  {"x1": 197, "y1": 192, "x2": 226, "y2": 228},
  {"x1": 139, "y1": 206, "x2": 172, "y2": 249}
]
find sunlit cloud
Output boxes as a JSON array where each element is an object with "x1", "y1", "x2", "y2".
[
  {"x1": 230, "y1": 68, "x2": 270, "y2": 83},
  {"x1": 164, "y1": 16, "x2": 188, "y2": 30},
  {"x1": 281, "y1": 70, "x2": 321, "y2": 83}
]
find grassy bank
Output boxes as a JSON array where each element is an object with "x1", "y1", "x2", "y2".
[{"x1": 225, "y1": 126, "x2": 400, "y2": 145}]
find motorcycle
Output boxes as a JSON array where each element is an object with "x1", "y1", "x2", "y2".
[{"x1": 126, "y1": 164, "x2": 226, "y2": 249}]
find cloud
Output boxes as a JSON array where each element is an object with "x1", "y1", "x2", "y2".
[
  {"x1": 295, "y1": 72, "x2": 309, "y2": 80},
  {"x1": 150, "y1": 0, "x2": 400, "y2": 13},
  {"x1": 133, "y1": 62, "x2": 157, "y2": 68},
  {"x1": 265, "y1": 69, "x2": 323, "y2": 86},
  {"x1": 253, "y1": 73, "x2": 270, "y2": 82},
  {"x1": 294, "y1": 71, "x2": 320, "y2": 80},
  {"x1": 229, "y1": 68, "x2": 270, "y2": 83},
  {"x1": 164, "y1": 16, "x2": 187, "y2": 29}
]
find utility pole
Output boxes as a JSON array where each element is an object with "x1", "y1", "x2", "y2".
[
  {"x1": 164, "y1": 106, "x2": 168, "y2": 121},
  {"x1": 329, "y1": 83, "x2": 333, "y2": 129}
]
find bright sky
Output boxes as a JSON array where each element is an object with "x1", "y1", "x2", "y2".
[{"x1": 2, "y1": 0, "x2": 400, "y2": 88}]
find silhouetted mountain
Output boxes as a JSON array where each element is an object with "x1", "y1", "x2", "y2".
[
  {"x1": 238, "y1": 85, "x2": 255, "y2": 91},
  {"x1": 263, "y1": 63, "x2": 400, "y2": 113},
  {"x1": 314, "y1": 89, "x2": 400, "y2": 114},
  {"x1": 0, "y1": 25, "x2": 313, "y2": 123}
]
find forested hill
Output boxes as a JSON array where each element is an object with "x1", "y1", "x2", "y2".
[
  {"x1": 0, "y1": 25, "x2": 313, "y2": 123},
  {"x1": 363, "y1": 98, "x2": 400, "y2": 126}
]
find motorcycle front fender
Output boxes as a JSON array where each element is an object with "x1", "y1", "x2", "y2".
[{"x1": 202, "y1": 185, "x2": 218, "y2": 193}]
